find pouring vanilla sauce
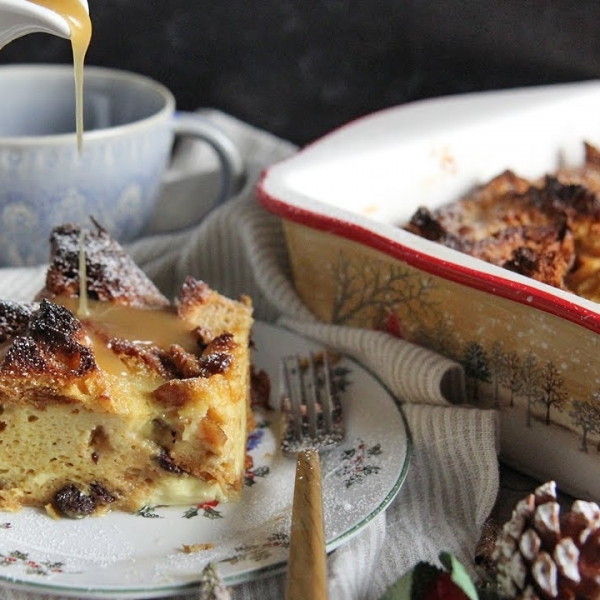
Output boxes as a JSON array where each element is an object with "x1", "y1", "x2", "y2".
[{"x1": 27, "y1": 0, "x2": 92, "y2": 150}]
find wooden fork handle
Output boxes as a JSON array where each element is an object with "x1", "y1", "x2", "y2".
[{"x1": 285, "y1": 449, "x2": 328, "y2": 600}]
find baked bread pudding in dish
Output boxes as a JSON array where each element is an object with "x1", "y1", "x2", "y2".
[
  {"x1": 406, "y1": 142, "x2": 600, "y2": 303},
  {"x1": 0, "y1": 223, "x2": 254, "y2": 518}
]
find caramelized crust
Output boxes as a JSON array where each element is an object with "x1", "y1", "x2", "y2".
[
  {"x1": 0, "y1": 301, "x2": 35, "y2": 343},
  {"x1": 41, "y1": 222, "x2": 170, "y2": 308},
  {"x1": 1, "y1": 299, "x2": 97, "y2": 379},
  {"x1": 406, "y1": 142, "x2": 600, "y2": 301}
]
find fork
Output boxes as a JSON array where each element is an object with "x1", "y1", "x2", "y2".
[{"x1": 280, "y1": 352, "x2": 345, "y2": 600}]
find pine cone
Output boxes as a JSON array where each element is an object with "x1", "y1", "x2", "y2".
[{"x1": 491, "y1": 481, "x2": 600, "y2": 599}]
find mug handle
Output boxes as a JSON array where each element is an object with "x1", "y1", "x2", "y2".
[
  {"x1": 172, "y1": 111, "x2": 246, "y2": 206},
  {"x1": 148, "y1": 111, "x2": 246, "y2": 234}
]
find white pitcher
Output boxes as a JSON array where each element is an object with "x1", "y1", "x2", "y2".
[{"x1": 0, "y1": 0, "x2": 88, "y2": 48}]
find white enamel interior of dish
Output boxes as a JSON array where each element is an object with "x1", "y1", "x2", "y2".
[{"x1": 261, "y1": 80, "x2": 600, "y2": 314}]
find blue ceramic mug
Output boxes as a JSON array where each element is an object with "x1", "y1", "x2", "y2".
[{"x1": 0, "y1": 64, "x2": 245, "y2": 267}]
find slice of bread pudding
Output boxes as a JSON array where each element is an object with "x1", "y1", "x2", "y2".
[{"x1": 0, "y1": 223, "x2": 254, "y2": 517}]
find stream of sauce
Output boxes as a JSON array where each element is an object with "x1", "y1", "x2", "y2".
[
  {"x1": 58, "y1": 296, "x2": 197, "y2": 377},
  {"x1": 27, "y1": 0, "x2": 92, "y2": 150}
]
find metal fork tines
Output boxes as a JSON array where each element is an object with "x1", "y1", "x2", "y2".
[{"x1": 280, "y1": 352, "x2": 345, "y2": 456}]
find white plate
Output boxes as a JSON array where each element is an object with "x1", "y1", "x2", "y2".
[{"x1": 0, "y1": 321, "x2": 411, "y2": 599}]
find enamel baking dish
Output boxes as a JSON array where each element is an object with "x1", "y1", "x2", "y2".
[{"x1": 258, "y1": 81, "x2": 600, "y2": 500}]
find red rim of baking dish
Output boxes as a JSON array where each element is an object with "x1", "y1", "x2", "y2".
[{"x1": 257, "y1": 167, "x2": 600, "y2": 336}]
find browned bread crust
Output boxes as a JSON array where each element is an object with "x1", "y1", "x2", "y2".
[
  {"x1": 42, "y1": 221, "x2": 169, "y2": 308},
  {"x1": 405, "y1": 142, "x2": 600, "y2": 300}
]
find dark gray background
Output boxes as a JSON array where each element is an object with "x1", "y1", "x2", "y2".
[{"x1": 2, "y1": 1, "x2": 599, "y2": 145}]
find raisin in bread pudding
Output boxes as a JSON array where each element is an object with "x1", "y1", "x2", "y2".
[
  {"x1": 0, "y1": 223, "x2": 254, "y2": 517},
  {"x1": 405, "y1": 142, "x2": 600, "y2": 302}
]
